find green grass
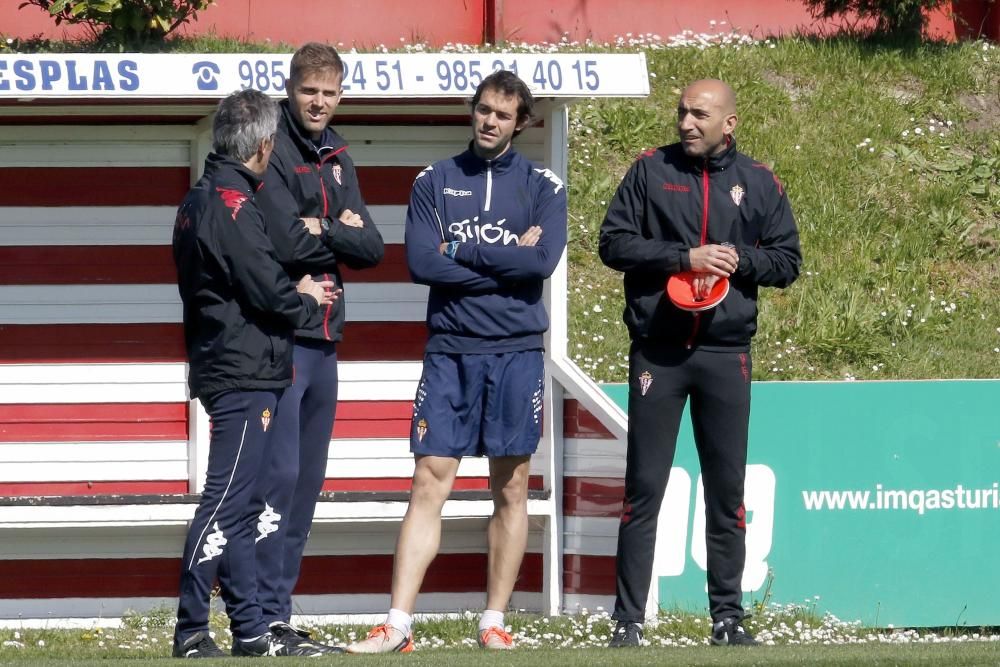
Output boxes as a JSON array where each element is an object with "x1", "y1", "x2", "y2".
[
  {"x1": 2, "y1": 606, "x2": 999, "y2": 663},
  {"x1": 566, "y1": 35, "x2": 1000, "y2": 382}
]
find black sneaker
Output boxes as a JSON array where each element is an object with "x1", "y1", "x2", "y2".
[
  {"x1": 232, "y1": 630, "x2": 323, "y2": 657},
  {"x1": 711, "y1": 617, "x2": 759, "y2": 646},
  {"x1": 608, "y1": 621, "x2": 643, "y2": 648},
  {"x1": 172, "y1": 631, "x2": 226, "y2": 658},
  {"x1": 270, "y1": 621, "x2": 346, "y2": 654}
]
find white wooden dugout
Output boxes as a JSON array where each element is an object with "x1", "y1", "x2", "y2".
[{"x1": 0, "y1": 52, "x2": 647, "y2": 624}]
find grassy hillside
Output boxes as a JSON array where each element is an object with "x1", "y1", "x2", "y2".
[
  {"x1": 4, "y1": 31, "x2": 995, "y2": 381},
  {"x1": 566, "y1": 34, "x2": 999, "y2": 381}
]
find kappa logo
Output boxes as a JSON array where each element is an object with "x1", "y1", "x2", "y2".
[
  {"x1": 332, "y1": 164, "x2": 343, "y2": 185},
  {"x1": 216, "y1": 187, "x2": 248, "y2": 221},
  {"x1": 534, "y1": 167, "x2": 565, "y2": 194},
  {"x1": 416, "y1": 418, "x2": 428, "y2": 442},
  {"x1": 639, "y1": 370, "x2": 653, "y2": 396},
  {"x1": 730, "y1": 184, "x2": 746, "y2": 206},
  {"x1": 443, "y1": 187, "x2": 473, "y2": 197},
  {"x1": 261, "y1": 408, "x2": 272, "y2": 432},
  {"x1": 255, "y1": 503, "x2": 282, "y2": 543},
  {"x1": 197, "y1": 522, "x2": 227, "y2": 564}
]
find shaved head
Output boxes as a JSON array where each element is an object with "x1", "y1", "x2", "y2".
[
  {"x1": 683, "y1": 79, "x2": 737, "y2": 115},
  {"x1": 676, "y1": 79, "x2": 739, "y2": 157}
]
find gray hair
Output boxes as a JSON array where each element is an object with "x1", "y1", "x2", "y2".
[{"x1": 212, "y1": 89, "x2": 279, "y2": 162}]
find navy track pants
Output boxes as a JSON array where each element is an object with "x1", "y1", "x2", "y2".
[
  {"x1": 254, "y1": 339, "x2": 338, "y2": 624},
  {"x1": 613, "y1": 343, "x2": 752, "y2": 624},
  {"x1": 175, "y1": 389, "x2": 280, "y2": 643}
]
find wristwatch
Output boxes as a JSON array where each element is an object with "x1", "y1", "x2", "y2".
[
  {"x1": 443, "y1": 240, "x2": 460, "y2": 259},
  {"x1": 320, "y1": 217, "x2": 331, "y2": 233}
]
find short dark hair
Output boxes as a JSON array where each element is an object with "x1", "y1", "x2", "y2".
[
  {"x1": 289, "y1": 42, "x2": 346, "y2": 85},
  {"x1": 471, "y1": 70, "x2": 534, "y2": 128},
  {"x1": 212, "y1": 89, "x2": 279, "y2": 162}
]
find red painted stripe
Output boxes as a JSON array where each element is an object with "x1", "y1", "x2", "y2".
[
  {"x1": 295, "y1": 552, "x2": 543, "y2": 595},
  {"x1": 0, "y1": 115, "x2": 210, "y2": 125},
  {"x1": 563, "y1": 399, "x2": 615, "y2": 439},
  {"x1": 563, "y1": 554, "x2": 616, "y2": 595},
  {"x1": 0, "y1": 552, "x2": 543, "y2": 599},
  {"x1": 0, "y1": 403, "x2": 188, "y2": 442},
  {"x1": 333, "y1": 400, "x2": 412, "y2": 438},
  {"x1": 335, "y1": 114, "x2": 471, "y2": 125},
  {"x1": 0, "y1": 167, "x2": 189, "y2": 206},
  {"x1": 0, "y1": 322, "x2": 427, "y2": 363},
  {"x1": 0, "y1": 481, "x2": 187, "y2": 497},
  {"x1": 0, "y1": 245, "x2": 408, "y2": 286},
  {"x1": 322, "y1": 475, "x2": 545, "y2": 493},
  {"x1": 0, "y1": 166, "x2": 418, "y2": 206},
  {"x1": 0, "y1": 246, "x2": 176, "y2": 285},
  {"x1": 563, "y1": 476, "x2": 624, "y2": 518},
  {"x1": 340, "y1": 244, "x2": 410, "y2": 283},
  {"x1": 356, "y1": 166, "x2": 424, "y2": 205}
]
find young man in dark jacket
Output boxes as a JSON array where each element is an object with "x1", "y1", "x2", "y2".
[
  {"x1": 599, "y1": 79, "x2": 801, "y2": 648},
  {"x1": 252, "y1": 42, "x2": 383, "y2": 650},
  {"x1": 348, "y1": 70, "x2": 567, "y2": 654},
  {"x1": 171, "y1": 89, "x2": 336, "y2": 659}
]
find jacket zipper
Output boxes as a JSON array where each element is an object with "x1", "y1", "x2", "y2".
[
  {"x1": 484, "y1": 161, "x2": 494, "y2": 213},
  {"x1": 686, "y1": 164, "x2": 712, "y2": 349},
  {"x1": 309, "y1": 144, "x2": 348, "y2": 342},
  {"x1": 316, "y1": 161, "x2": 333, "y2": 340}
]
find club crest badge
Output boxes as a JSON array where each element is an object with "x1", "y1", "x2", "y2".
[
  {"x1": 416, "y1": 418, "x2": 428, "y2": 442},
  {"x1": 332, "y1": 164, "x2": 343, "y2": 185},
  {"x1": 639, "y1": 371, "x2": 653, "y2": 396},
  {"x1": 261, "y1": 408, "x2": 272, "y2": 432},
  {"x1": 730, "y1": 184, "x2": 745, "y2": 206}
]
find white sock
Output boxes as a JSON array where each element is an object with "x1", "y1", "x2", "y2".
[
  {"x1": 479, "y1": 609, "x2": 505, "y2": 632},
  {"x1": 386, "y1": 608, "x2": 412, "y2": 637}
]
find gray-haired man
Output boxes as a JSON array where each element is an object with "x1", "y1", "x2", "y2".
[{"x1": 171, "y1": 88, "x2": 336, "y2": 659}]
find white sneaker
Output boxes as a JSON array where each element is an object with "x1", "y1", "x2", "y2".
[{"x1": 346, "y1": 624, "x2": 414, "y2": 654}]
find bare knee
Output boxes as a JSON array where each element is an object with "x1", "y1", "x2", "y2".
[
  {"x1": 490, "y1": 456, "x2": 530, "y2": 511},
  {"x1": 409, "y1": 455, "x2": 459, "y2": 511}
]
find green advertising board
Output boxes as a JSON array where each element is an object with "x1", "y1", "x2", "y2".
[{"x1": 602, "y1": 380, "x2": 1000, "y2": 627}]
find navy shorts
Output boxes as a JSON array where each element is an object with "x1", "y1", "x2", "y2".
[{"x1": 410, "y1": 350, "x2": 544, "y2": 458}]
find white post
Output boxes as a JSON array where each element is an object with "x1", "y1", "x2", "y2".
[
  {"x1": 185, "y1": 116, "x2": 214, "y2": 493},
  {"x1": 541, "y1": 102, "x2": 570, "y2": 616},
  {"x1": 187, "y1": 398, "x2": 210, "y2": 493}
]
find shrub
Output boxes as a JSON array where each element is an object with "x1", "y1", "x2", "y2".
[
  {"x1": 18, "y1": 0, "x2": 212, "y2": 50},
  {"x1": 802, "y1": 0, "x2": 950, "y2": 38}
]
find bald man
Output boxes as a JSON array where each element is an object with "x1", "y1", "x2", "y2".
[{"x1": 599, "y1": 79, "x2": 801, "y2": 648}]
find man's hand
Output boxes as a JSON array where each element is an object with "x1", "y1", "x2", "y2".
[
  {"x1": 689, "y1": 243, "x2": 738, "y2": 277},
  {"x1": 691, "y1": 273, "x2": 722, "y2": 301},
  {"x1": 296, "y1": 275, "x2": 341, "y2": 306},
  {"x1": 338, "y1": 209, "x2": 364, "y2": 228},
  {"x1": 518, "y1": 226, "x2": 543, "y2": 247},
  {"x1": 301, "y1": 217, "x2": 323, "y2": 236}
]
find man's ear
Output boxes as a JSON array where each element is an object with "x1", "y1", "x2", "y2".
[{"x1": 723, "y1": 112, "x2": 738, "y2": 136}]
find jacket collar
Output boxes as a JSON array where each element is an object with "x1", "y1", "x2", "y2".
[
  {"x1": 675, "y1": 135, "x2": 739, "y2": 172},
  {"x1": 203, "y1": 152, "x2": 263, "y2": 191},
  {"x1": 278, "y1": 99, "x2": 348, "y2": 163},
  {"x1": 702, "y1": 135, "x2": 738, "y2": 171},
  {"x1": 458, "y1": 141, "x2": 520, "y2": 173}
]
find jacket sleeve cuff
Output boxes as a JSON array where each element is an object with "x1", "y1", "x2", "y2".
[{"x1": 679, "y1": 249, "x2": 692, "y2": 272}]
